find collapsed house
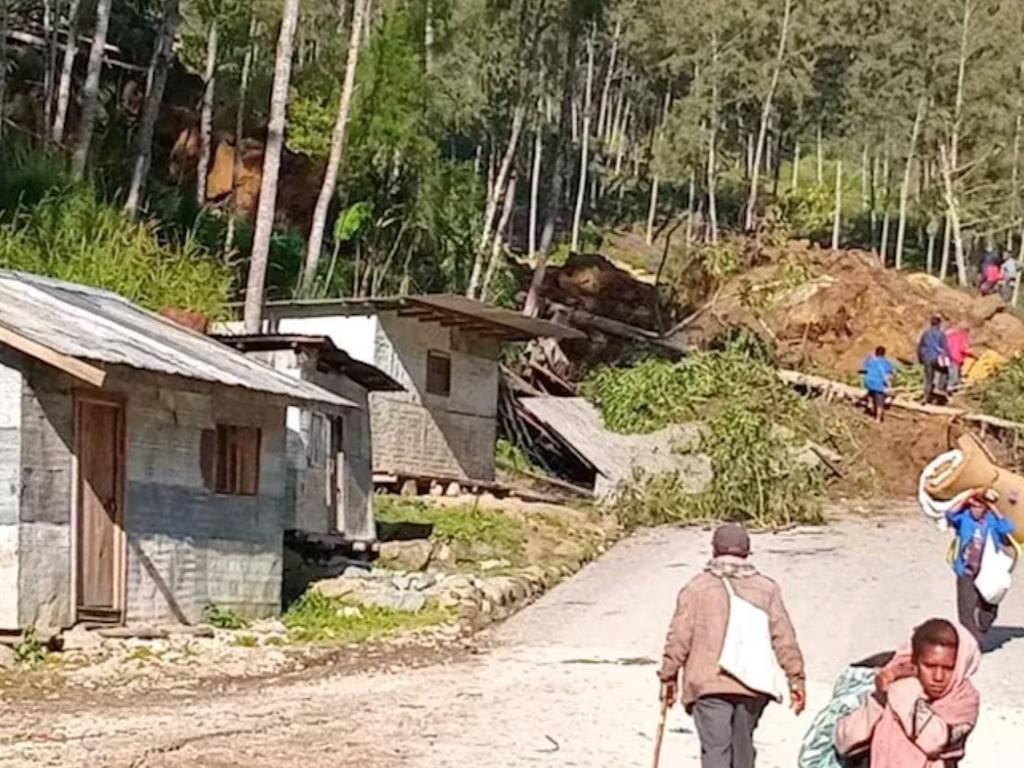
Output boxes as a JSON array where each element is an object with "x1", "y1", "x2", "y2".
[
  {"x1": 225, "y1": 295, "x2": 583, "y2": 487},
  {"x1": 0, "y1": 271, "x2": 350, "y2": 633}
]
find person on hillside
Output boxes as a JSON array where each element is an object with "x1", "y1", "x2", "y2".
[
  {"x1": 833, "y1": 618, "x2": 980, "y2": 768},
  {"x1": 980, "y1": 258, "x2": 1002, "y2": 296},
  {"x1": 917, "y1": 316, "x2": 951, "y2": 405},
  {"x1": 946, "y1": 488, "x2": 1015, "y2": 643},
  {"x1": 861, "y1": 346, "x2": 895, "y2": 423},
  {"x1": 658, "y1": 523, "x2": 806, "y2": 768},
  {"x1": 944, "y1": 325, "x2": 975, "y2": 393},
  {"x1": 1000, "y1": 252, "x2": 1019, "y2": 304}
]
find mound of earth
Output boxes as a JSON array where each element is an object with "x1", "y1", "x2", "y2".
[{"x1": 680, "y1": 242, "x2": 1024, "y2": 375}]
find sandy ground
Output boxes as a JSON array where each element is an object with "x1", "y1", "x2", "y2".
[{"x1": 2, "y1": 511, "x2": 1023, "y2": 767}]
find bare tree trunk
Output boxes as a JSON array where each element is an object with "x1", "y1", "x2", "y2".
[
  {"x1": 938, "y1": 143, "x2": 968, "y2": 286},
  {"x1": 225, "y1": 14, "x2": 256, "y2": 254},
  {"x1": 791, "y1": 140, "x2": 800, "y2": 192},
  {"x1": 895, "y1": 96, "x2": 925, "y2": 270},
  {"x1": 831, "y1": 160, "x2": 842, "y2": 251},
  {"x1": 524, "y1": 23, "x2": 579, "y2": 317},
  {"x1": 51, "y1": 0, "x2": 84, "y2": 144},
  {"x1": 595, "y1": 16, "x2": 621, "y2": 143},
  {"x1": 860, "y1": 145, "x2": 869, "y2": 212},
  {"x1": 124, "y1": 0, "x2": 182, "y2": 215},
  {"x1": 685, "y1": 168, "x2": 696, "y2": 246},
  {"x1": 744, "y1": 0, "x2": 792, "y2": 231},
  {"x1": 479, "y1": 106, "x2": 525, "y2": 255},
  {"x1": 614, "y1": 98, "x2": 630, "y2": 176},
  {"x1": 816, "y1": 123, "x2": 824, "y2": 186},
  {"x1": 424, "y1": 0, "x2": 434, "y2": 74},
  {"x1": 570, "y1": 28, "x2": 596, "y2": 252},
  {"x1": 300, "y1": 0, "x2": 369, "y2": 295},
  {"x1": 705, "y1": 31, "x2": 720, "y2": 244},
  {"x1": 1015, "y1": 221, "x2": 1024, "y2": 305},
  {"x1": 940, "y1": 215, "x2": 951, "y2": 280},
  {"x1": 243, "y1": 0, "x2": 301, "y2": 332},
  {"x1": 71, "y1": 0, "x2": 113, "y2": 178},
  {"x1": 196, "y1": 18, "x2": 219, "y2": 205},
  {"x1": 42, "y1": 0, "x2": 56, "y2": 138},
  {"x1": 0, "y1": 0, "x2": 7, "y2": 143},
  {"x1": 926, "y1": 222, "x2": 937, "y2": 274},
  {"x1": 482, "y1": 174, "x2": 517, "y2": 301},
  {"x1": 528, "y1": 119, "x2": 542, "y2": 264},
  {"x1": 644, "y1": 89, "x2": 670, "y2": 247}
]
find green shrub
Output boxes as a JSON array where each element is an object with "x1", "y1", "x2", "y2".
[
  {"x1": 202, "y1": 603, "x2": 250, "y2": 630},
  {"x1": 15, "y1": 627, "x2": 47, "y2": 667},
  {"x1": 979, "y1": 356, "x2": 1024, "y2": 422},
  {"x1": 283, "y1": 590, "x2": 450, "y2": 644},
  {"x1": 0, "y1": 181, "x2": 232, "y2": 316}
]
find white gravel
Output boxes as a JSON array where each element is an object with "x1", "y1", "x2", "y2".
[{"x1": 1, "y1": 511, "x2": 1022, "y2": 767}]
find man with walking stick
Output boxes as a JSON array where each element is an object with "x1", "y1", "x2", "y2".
[{"x1": 656, "y1": 524, "x2": 806, "y2": 768}]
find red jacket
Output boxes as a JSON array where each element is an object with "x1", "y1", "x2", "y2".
[{"x1": 945, "y1": 328, "x2": 974, "y2": 366}]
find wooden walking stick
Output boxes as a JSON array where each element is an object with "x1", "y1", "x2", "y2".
[{"x1": 652, "y1": 698, "x2": 669, "y2": 768}]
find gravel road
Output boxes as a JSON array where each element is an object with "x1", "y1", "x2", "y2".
[{"x1": 2, "y1": 513, "x2": 1023, "y2": 767}]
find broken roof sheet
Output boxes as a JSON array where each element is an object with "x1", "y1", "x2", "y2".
[
  {"x1": 213, "y1": 334, "x2": 404, "y2": 392},
  {"x1": 258, "y1": 294, "x2": 586, "y2": 342},
  {"x1": 519, "y1": 397, "x2": 710, "y2": 494},
  {"x1": 0, "y1": 270, "x2": 354, "y2": 407}
]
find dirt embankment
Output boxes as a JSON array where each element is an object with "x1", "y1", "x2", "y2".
[{"x1": 679, "y1": 243, "x2": 1024, "y2": 375}]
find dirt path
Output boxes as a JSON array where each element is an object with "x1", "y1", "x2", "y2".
[{"x1": 3, "y1": 512, "x2": 1024, "y2": 767}]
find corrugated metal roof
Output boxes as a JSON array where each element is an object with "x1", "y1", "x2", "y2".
[
  {"x1": 257, "y1": 294, "x2": 586, "y2": 341},
  {"x1": 520, "y1": 397, "x2": 711, "y2": 495},
  {"x1": 0, "y1": 270, "x2": 354, "y2": 408}
]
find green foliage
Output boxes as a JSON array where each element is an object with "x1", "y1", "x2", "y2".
[
  {"x1": 590, "y1": 347, "x2": 826, "y2": 528},
  {"x1": 202, "y1": 603, "x2": 250, "y2": 630},
  {"x1": 495, "y1": 438, "x2": 547, "y2": 476},
  {"x1": 780, "y1": 186, "x2": 834, "y2": 239},
  {"x1": 282, "y1": 589, "x2": 451, "y2": 644},
  {"x1": 375, "y1": 496, "x2": 525, "y2": 564},
  {"x1": 0, "y1": 169, "x2": 232, "y2": 315},
  {"x1": 979, "y1": 357, "x2": 1024, "y2": 423},
  {"x1": 15, "y1": 627, "x2": 47, "y2": 668},
  {"x1": 232, "y1": 634, "x2": 259, "y2": 648}
]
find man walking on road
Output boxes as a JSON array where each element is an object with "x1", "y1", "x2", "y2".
[{"x1": 658, "y1": 524, "x2": 806, "y2": 768}]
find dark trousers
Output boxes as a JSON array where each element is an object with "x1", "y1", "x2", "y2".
[
  {"x1": 692, "y1": 694, "x2": 769, "y2": 768},
  {"x1": 923, "y1": 362, "x2": 948, "y2": 403},
  {"x1": 957, "y1": 574, "x2": 997, "y2": 643}
]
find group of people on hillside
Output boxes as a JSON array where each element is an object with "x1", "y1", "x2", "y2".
[
  {"x1": 979, "y1": 249, "x2": 1019, "y2": 302},
  {"x1": 859, "y1": 316, "x2": 974, "y2": 423},
  {"x1": 658, "y1": 490, "x2": 1016, "y2": 767}
]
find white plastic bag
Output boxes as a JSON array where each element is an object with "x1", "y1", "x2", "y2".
[
  {"x1": 718, "y1": 578, "x2": 785, "y2": 701},
  {"x1": 975, "y1": 535, "x2": 1014, "y2": 604}
]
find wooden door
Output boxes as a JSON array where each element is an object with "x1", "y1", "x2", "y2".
[
  {"x1": 75, "y1": 397, "x2": 125, "y2": 622},
  {"x1": 332, "y1": 416, "x2": 346, "y2": 530}
]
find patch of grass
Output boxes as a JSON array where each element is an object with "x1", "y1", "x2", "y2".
[
  {"x1": 232, "y1": 634, "x2": 259, "y2": 648},
  {"x1": 14, "y1": 627, "x2": 47, "y2": 668},
  {"x1": 125, "y1": 645, "x2": 163, "y2": 662},
  {"x1": 375, "y1": 496, "x2": 526, "y2": 564},
  {"x1": 282, "y1": 590, "x2": 451, "y2": 644},
  {"x1": 203, "y1": 603, "x2": 250, "y2": 630},
  {"x1": 495, "y1": 438, "x2": 547, "y2": 477}
]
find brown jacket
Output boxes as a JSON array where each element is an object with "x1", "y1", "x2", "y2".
[{"x1": 658, "y1": 565, "x2": 805, "y2": 709}]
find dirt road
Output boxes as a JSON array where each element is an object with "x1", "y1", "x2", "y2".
[{"x1": 3, "y1": 513, "x2": 1023, "y2": 767}]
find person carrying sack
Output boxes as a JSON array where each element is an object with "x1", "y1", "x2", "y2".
[
  {"x1": 946, "y1": 489, "x2": 1017, "y2": 643},
  {"x1": 658, "y1": 524, "x2": 806, "y2": 768}
]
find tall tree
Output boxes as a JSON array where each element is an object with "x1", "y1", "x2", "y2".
[
  {"x1": 51, "y1": 0, "x2": 84, "y2": 145},
  {"x1": 243, "y1": 0, "x2": 302, "y2": 332},
  {"x1": 299, "y1": 0, "x2": 369, "y2": 295},
  {"x1": 570, "y1": 25, "x2": 596, "y2": 252},
  {"x1": 196, "y1": 5, "x2": 221, "y2": 205},
  {"x1": 224, "y1": 12, "x2": 257, "y2": 253},
  {"x1": 71, "y1": 0, "x2": 114, "y2": 178},
  {"x1": 125, "y1": 0, "x2": 182, "y2": 215},
  {"x1": 0, "y1": 0, "x2": 7, "y2": 143}
]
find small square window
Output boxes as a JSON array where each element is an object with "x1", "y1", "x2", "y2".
[
  {"x1": 426, "y1": 351, "x2": 451, "y2": 397},
  {"x1": 201, "y1": 424, "x2": 261, "y2": 496}
]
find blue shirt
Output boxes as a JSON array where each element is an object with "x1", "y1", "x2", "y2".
[
  {"x1": 918, "y1": 327, "x2": 950, "y2": 364},
  {"x1": 862, "y1": 356, "x2": 895, "y2": 393},
  {"x1": 945, "y1": 507, "x2": 1015, "y2": 577}
]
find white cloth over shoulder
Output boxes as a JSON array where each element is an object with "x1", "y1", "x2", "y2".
[{"x1": 717, "y1": 577, "x2": 786, "y2": 701}]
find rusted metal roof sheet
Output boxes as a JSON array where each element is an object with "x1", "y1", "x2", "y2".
[
  {"x1": 0, "y1": 270, "x2": 355, "y2": 407},
  {"x1": 256, "y1": 294, "x2": 586, "y2": 342},
  {"x1": 519, "y1": 397, "x2": 711, "y2": 496}
]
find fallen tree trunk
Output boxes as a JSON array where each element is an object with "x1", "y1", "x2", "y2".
[
  {"x1": 548, "y1": 302, "x2": 690, "y2": 354},
  {"x1": 778, "y1": 369, "x2": 1024, "y2": 432}
]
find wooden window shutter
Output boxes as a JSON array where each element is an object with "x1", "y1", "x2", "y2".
[
  {"x1": 200, "y1": 429, "x2": 217, "y2": 491},
  {"x1": 426, "y1": 351, "x2": 451, "y2": 397}
]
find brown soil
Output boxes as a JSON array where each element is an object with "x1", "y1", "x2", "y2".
[{"x1": 679, "y1": 242, "x2": 1024, "y2": 376}]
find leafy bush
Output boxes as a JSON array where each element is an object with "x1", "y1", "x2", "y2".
[
  {"x1": 283, "y1": 589, "x2": 450, "y2": 644},
  {"x1": 375, "y1": 496, "x2": 525, "y2": 564},
  {"x1": 0, "y1": 185, "x2": 232, "y2": 315},
  {"x1": 979, "y1": 357, "x2": 1024, "y2": 422},
  {"x1": 15, "y1": 627, "x2": 47, "y2": 667},
  {"x1": 591, "y1": 348, "x2": 827, "y2": 528},
  {"x1": 780, "y1": 186, "x2": 833, "y2": 238},
  {"x1": 203, "y1": 603, "x2": 250, "y2": 630},
  {"x1": 495, "y1": 438, "x2": 547, "y2": 476}
]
